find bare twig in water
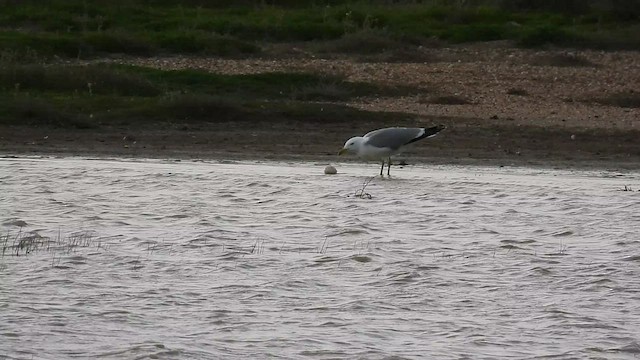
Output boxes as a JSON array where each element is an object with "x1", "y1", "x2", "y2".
[
  {"x1": 250, "y1": 240, "x2": 265, "y2": 255},
  {"x1": 318, "y1": 237, "x2": 329, "y2": 254},
  {"x1": 132, "y1": 255, "x2": 143, "y2": 270},
  {"x1": 353, "y1": 177, "x2": 374, "y2": 199},
  {"x1": 558, "y1": 241, "x2": 567, "y2": 255}
]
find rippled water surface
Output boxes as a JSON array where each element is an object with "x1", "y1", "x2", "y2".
[{"x1": 2, "y1": 157, "x2": 640, "y2": 359}]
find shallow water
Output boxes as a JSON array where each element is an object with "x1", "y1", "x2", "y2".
[{"x1": 1, "y1": 157, "x2": 640, "y2": 359}]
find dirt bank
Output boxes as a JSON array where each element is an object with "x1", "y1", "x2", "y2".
[{"x1": 2, "y1": 45, "x2": 639, "y2": 170}]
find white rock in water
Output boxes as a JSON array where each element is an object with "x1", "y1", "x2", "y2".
[{"x1": 324, "y1": 165, "x2": 337, "y2": 175}]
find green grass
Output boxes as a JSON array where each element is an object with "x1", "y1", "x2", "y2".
[
  {"x1": 0, "y1": 0, "x2": 638, "y2": 60},
  {"x1": 506, "y1": 88, "x2": 529, "y2": 96},
  {"x1": 420, "y1": 94, "x2": 472, "y2": 105},
  {"x1": 1, "y1": 1, "x2": 636, "y2": 129},
  {"x1": 0, "y1": 63, "x2": 417, "y2": 97},
  {"x1": 530, "y1": 53, "x2": 596, "y2": 67},
  {"x1": 1, "y1": 228, "x2": 101, "y2": 258},
  {"x1": 0, "y1": 63, "x2": 419, "y2": 128},
  {"x1": 0, "y1": 64, "x2": 161, "y2": 96},
  {"x1": 0, "y1": 92, "x2": 412, "y2": 129},
  {"x1": 0, "y1": 30, "x2": 261, "y2": 59},
  {"x1": 594, "y1": 91, "x2": 640, "y2": 108}
]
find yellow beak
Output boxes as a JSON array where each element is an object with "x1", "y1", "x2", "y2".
[{"x1": 338, "y1": 148, "x2": 348, "y2": 156}]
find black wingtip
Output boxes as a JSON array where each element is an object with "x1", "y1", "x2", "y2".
[
  {"x1": 404, "y1": 124, "x2": 446, "y2": 145},
  {"x1": 424, "y1": 124, "x2": 446, "y2": 137}
]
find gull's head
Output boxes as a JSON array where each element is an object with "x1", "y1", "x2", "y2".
[{"x1": 338, "y1": 136, "x2": 364, "y2": 156}]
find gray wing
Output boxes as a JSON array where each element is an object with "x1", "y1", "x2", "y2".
[{"x1": 363, "y1": 127, "x2": 425, "y2": 150}]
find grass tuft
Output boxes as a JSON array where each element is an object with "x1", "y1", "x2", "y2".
[
  {"x1": 156, "y1": 94, "x2": 246, "y2": 122},
  {"x1": 1, "y1": 228, "x2": 101, "y2": 258},
  {"x1": 311, "y1": 30, "x2": 407, "y2": 55},
  {"x1": 517, "y1": 25, "x2": 577, "y2": 47},
  {"x1": 0, "y1": 30, "x2": 260, "y2": 59},
  {"x1": 421, "y1": 94, "x2": 472, "y2": 105},
  {"x1": 507, "y1": 88, "x2": 529, "y2": 96},
  {"x1": 3, "y1": 96, "x2": 75, "y2": 127},
  {"x1": 0, "y1": 63, "x2": 161, "y2": 96},
  {"x1": 531, "y1": 53, "x2": 596, "y2": 67},
  {"x1": 595, "y1": 91, "x2": 640, "y2": 108},
  {"x1": 290, "y1": 81, "x2": 352, "y2": 101},
  {"x1": 153, "y1": 31, "x2": 261, "y2": 56},
  {"x1": 356, "y1": 47, "x2": 441, "y2": 63}
]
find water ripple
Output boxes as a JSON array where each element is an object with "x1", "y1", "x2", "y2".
[{"x1": 1, "y1": 158, "x2": 639, "y2": 359}]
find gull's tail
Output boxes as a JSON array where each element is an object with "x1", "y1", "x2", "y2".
[{"x1": 407, "y1": 124, "x2": 446, "y2": 144}]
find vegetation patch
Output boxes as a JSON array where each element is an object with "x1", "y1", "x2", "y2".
[
  {"x1": 356, "y1": 48, "x2": 441, "y2": 64},
  {"x1": 0, "y1": 62, "x2": 420, "y2": 128},
  {"x1": 594, "y1": 91, "x2": 640, "y2": 109},
  {"x1": 421, "y1": 94, "x2": 472, "y2": 105},
  {"x1": 0, "y1": 63, "x2": 161, "y2": 96},
  {"x1": 1, "y1": 0, "x2": 638, "y2": 60},
  {"x1": 530, "y1": 53, "x2": 596, "y2": 67},
  {"x1": 507, "y1": 88, "x2": 529, "y2": 96},
  {"x1": 1, "y1": 228, "x2": 102, "y2": 258},
  {"x1": 310, "y1": 30, "x2": 409, "y2": 55}
]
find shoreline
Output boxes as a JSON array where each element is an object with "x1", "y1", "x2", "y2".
[
  {"x1": 2, "y1": 125, "x2": 639, "y2": 172},
  {"x1": 3, "y1": 149, "x2": 638, "y2": 173}
]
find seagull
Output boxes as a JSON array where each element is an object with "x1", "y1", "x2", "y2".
[{"x1": 338, "y1": 125, "x2": 445, "y2": 176}]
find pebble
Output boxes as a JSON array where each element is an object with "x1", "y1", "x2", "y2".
[{"x1": 324, "y1": 165, "x2": 337, "y2": 175}]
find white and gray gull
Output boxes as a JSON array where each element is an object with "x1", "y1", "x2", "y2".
[{"x1": 338, "y1": 125, "x2": 445, "y2": 176}]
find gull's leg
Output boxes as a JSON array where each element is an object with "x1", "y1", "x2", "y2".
[
  {"x1": 380, "y1": 159, "x2": 385, "y2": 176},
  {"x1": 387, "y1": 157, "x2": 391, "y2": 176}
]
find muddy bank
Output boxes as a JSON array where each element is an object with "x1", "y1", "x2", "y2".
[
  {"x1": 2, "y1": 119, "x2": 639, "y2": 170},
  {"x1": 2, "y1": 46, "x2": 639, "y2": 170}
]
